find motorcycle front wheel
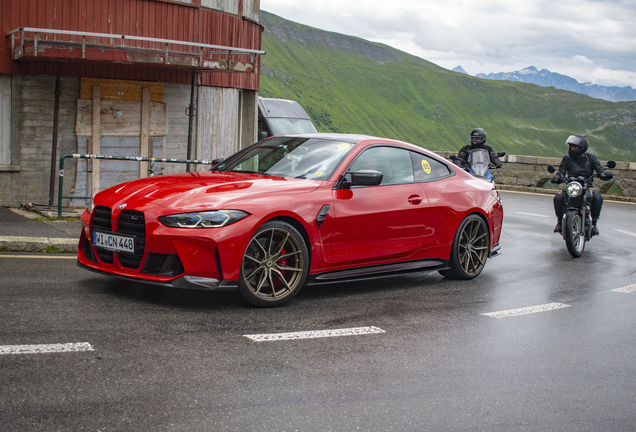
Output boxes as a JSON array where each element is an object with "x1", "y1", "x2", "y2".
[{"x1": 564, "y1": 210, "x2": 585, "y2": 258}]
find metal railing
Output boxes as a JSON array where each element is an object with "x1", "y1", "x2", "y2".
[
  {"x1": 6, "y1": 27, "x2": 265, "y2": 63},
  {"x1": 57, "y1": 153, "x2": 216, "y2": 218}
]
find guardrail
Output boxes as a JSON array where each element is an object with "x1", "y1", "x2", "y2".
[{"x1": 57, "y1": 153, "x2": 215, "y2": 218}]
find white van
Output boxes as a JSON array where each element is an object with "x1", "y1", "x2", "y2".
[{"x1": 257, "y1": 97, "x2": 318, "y2": 139}]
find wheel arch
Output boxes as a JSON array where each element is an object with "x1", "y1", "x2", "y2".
[
  {"x1": 264, "y1": 215, "x2": 313, "y2": 264},
  {"x1": 466, "y1": 209, "x2": 496, "y2": 248}
]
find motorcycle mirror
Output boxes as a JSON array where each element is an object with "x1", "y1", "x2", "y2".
[
  {"x1": 607, "y1": 160, "x2": 616, "y2": 169},
  {"x1": 547, "y1": 165, "x2": 556, "y2": 173},
  {"x1": 497, "y1": 151, "x2": 506, "y2": 158}
]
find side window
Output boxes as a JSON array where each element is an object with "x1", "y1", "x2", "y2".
[
  {"x1": 350, "y1": 146, "x2": 414, "y2": 185},
  {"x1": 411, "y1": 152, "x2": 452, "y2": 182}
]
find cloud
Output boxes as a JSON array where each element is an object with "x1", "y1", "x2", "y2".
[{"x1": 261, "y1": 0, "x2": 636, "y2": 88}]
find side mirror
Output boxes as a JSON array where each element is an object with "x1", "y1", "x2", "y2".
[
  {"x1": 350, "y1": 169, "x2": 383, "y2": 186},
  {"x1": 607, "y1": 160, "x2": 616, "y2": 169},
  {"x1": 547, "y1": 165, "x2": 556, "y2": 173},
  {"x1": 497, "y1": 151, "x2": 506, "y2": 158},
  {"x1": 259, "y1": 131, "x2": 268, "y2": 141},
  {"x1": 209, "y1": 158, "x2": 225, "y2": 170}
]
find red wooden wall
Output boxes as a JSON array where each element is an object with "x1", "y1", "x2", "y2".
[{"x1": 0, "y1": 0, "x2": 262, "y2": 89}]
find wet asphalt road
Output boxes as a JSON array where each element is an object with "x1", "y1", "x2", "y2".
[{"x1": 1, "y1": 191, "x2": 635, "y2": 431}]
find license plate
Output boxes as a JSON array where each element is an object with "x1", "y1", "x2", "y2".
[{"x1": 92, "y1": 231, "x2": 135, "y2": 253}]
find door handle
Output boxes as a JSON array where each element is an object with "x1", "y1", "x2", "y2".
[{"x1": 408, "y1": 195, "x2": 422, "y2": 205}]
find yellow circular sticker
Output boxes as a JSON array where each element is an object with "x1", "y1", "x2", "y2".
[
  {"x1": 338, "y1": 143, "x2": 351, "y2": 150},
  {"x1": 421, "y1": 159, "x2": 431, "y2": 174}
]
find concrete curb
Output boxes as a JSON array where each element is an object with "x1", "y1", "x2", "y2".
[
  {"x1": 0, "y1": 236, "x2": 78, "y2": 253},
  {"x1": 496, "y1": 185, "x2": 636, "y2": 203}
]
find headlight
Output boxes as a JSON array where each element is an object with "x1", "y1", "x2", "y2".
[
  {"x1": 566, "y1": 181, "x2": 583, "y2": 198},
  {"x1": 159, "y1": 210, "x2": 249, "y2": 228}
]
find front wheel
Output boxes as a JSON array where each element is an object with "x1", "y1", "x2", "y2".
[
  {"x1": 564, "y1": 210, "x2": 585, "y2": 258},
  {"x1": 238, "y1": 220, "x2": 309, "y2": 307},
  {"x1": 439, "y1": 214, "x2": 489, "y2": 280}
]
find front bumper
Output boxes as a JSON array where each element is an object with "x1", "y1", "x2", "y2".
[
  {"x1": 488, "y1": 243, "x2": 501, "y2": 258},
  {"x1": 78, "y1": 262, "x2": 238, "y2": 291}
]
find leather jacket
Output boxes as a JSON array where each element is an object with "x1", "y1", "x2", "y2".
[{"x1": 556, "y1": 152, "x2": 607, "y2": 186}]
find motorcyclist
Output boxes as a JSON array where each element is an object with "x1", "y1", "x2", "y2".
[
  {"x1": 550, "y1": 134, "x2": 613, "y2": 235},
  {"x1": 455, "y1": 128, "x2": 503, "y2": 170}
]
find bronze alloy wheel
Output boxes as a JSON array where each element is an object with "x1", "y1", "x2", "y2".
[
  {"x1": 439, "y1": 214, "x2": 489, "y2": 280},
  {"x1": 238, "y1": 220, "x2": 309, "y2": 307}
]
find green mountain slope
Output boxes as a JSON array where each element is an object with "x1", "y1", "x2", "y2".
[{"x1": 259, "y1": 11, "x2": 636, "y2": 162}]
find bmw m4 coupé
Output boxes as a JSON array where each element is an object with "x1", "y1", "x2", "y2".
[{"x1": 78, "y1": 134, "x2": 503, "y2": 307}]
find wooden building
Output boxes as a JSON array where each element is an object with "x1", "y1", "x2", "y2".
[{"x1": 0, "y1": 0, "x2": 264, "y2": 208}]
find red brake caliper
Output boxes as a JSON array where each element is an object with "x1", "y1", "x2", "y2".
[{"x1": 274, "y1": 248, "x2": 287, "y2": 286}]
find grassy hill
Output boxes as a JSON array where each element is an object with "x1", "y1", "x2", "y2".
[{"x1": 259, "y1": 11, "x2": 636, "y2": 162}]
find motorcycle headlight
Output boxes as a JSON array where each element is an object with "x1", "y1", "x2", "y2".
[
  {"x1": 159, "y1": 210, "x2": 249, "y2": 228},
  {"x1": 566, "y1": 181, "x2": 583, "y2": 198}
]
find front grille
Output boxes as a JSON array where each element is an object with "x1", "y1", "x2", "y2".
[
  {"x1": 91, "y1": 206, "x2": 113, "y2": 264},
  {"x1": 92, "y1": 206, "x2": 112, "y2": 231},
  {"x1": 117, "y1": 210, "x2": 146, "y2": 269},
  {"x1": 89, "y1": 207, "x2": 147, "y2": 269}
]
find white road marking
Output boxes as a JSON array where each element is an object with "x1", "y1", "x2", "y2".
[
  {"x1": 0, "y1": 342, "x2": 94, "y2": 355},
  {"x1": 614, "y1": 229, "x2": 636, "y2": 237},
  {"x1": 515, "y1": 212, "x2": 550, "y2": 218},
  {"x1": 612, "y1": 284, "x2": 636, "y2": 294},
  {"x1": 481, "y1": 302, "x2": 570, "y2": 319},
  {"x1": 244, "y1": 326, "x2": 385, "y2": 342},
  {"x1": 0, "y1": 254, "x2": 76, "y2": 259}
]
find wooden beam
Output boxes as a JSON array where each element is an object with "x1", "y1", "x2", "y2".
[
  {"x1": 139, "y1": 87, "x2": 150, "y2": 178},
  {"x1": 91, "y1": 85, "x2": 101, "y2": 200}
]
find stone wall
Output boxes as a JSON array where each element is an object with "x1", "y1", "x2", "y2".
[{"x1": 435, "y1": 151, "x2": 636, "y2": 202}]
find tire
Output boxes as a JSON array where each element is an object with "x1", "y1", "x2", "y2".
[
  {"x1": 564, "y1": 210, "x2": 585, "y2": 258},
  {"x1": 439, "y1": 214, "x2": 489, "y2": 280},
  {"x1": 238, "y1": 220, "x2": 309, "y2": 307}
]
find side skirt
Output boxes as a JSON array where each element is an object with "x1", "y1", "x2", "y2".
[{"x1": 308, "y1": 259, "x2": 448, "y2": 286}]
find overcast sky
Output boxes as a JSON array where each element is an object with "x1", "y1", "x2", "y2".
[{"x1": 260, "y1": 0, "x2": 636, "y2": 88}]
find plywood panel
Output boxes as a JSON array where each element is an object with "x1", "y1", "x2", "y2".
[
  {"x1": 80, "y1": 77, "x2": 164, "y2": 102},
  {"x1": 196, "y1": 86, "x2": 239, "y2": 169},
  {"x1": 76, "y1": 99, "x2": 167, "y2": 136}
]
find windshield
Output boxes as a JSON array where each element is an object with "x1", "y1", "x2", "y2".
[
  {"x1": 267, "y1": 118, "x2": 318, "y2": 135},
  {"x1": 468, "y1": 148, "x2": 490, "y2": 177},
  {"x1": 216, "y1": 137, "x2": 356, "y2": 181}
]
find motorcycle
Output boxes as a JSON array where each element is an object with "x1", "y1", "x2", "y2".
[
  {"x1": 451, "y1": 148, "x2": 506, "y2": 183},
  {"x1": 547, "y1": 161, "x2": 616, "y2": 257}
]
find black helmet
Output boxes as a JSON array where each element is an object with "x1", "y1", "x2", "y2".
[
  {"x1": 566, "y1": 134, "x2": 588, "y2": 159},
  {"x1": 470, "y1": 128, "x2": 486, "y2": 146}
]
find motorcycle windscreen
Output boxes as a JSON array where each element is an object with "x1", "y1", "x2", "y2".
[{"x1": 468, "y1": 149, "x2": 490, "y2": 177}]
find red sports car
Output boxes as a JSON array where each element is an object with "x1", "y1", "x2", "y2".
[{"x1": 78, "y1": 134, "x2": 503, "y2": 307}]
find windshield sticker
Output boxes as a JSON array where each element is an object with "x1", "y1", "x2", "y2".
[
  {"x1": 315, "y1": 171, "x2": 325, "y2": 177},
  {"x1": 421, "y1": 159, "x2": 432, "y2": 174},
  {"x1": 338, "y1": 143, "x2": 351, "y2": 150}
]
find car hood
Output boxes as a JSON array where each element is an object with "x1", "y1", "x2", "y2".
[{"x1": 94, "y1": 171, "x2": 323, "y2": 212}]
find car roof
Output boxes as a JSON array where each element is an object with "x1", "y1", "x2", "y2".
[{"x1": 276, "y1": 132, "x2": 386, "y2": 143}]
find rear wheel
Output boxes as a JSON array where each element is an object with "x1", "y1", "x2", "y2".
[
  {"x1": 238, "y1": 220, "x2": 309, "y2": 307},
  {"x1": 564, "y1": 210, "x2": 585, "y2": 258},
  {"x1": 439, "y1": 214, "x2": 489, "y2": 280}
]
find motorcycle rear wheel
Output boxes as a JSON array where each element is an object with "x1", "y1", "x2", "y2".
[{"x1": 564, "y1": 211, "x2": 585, "y2": 258}]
